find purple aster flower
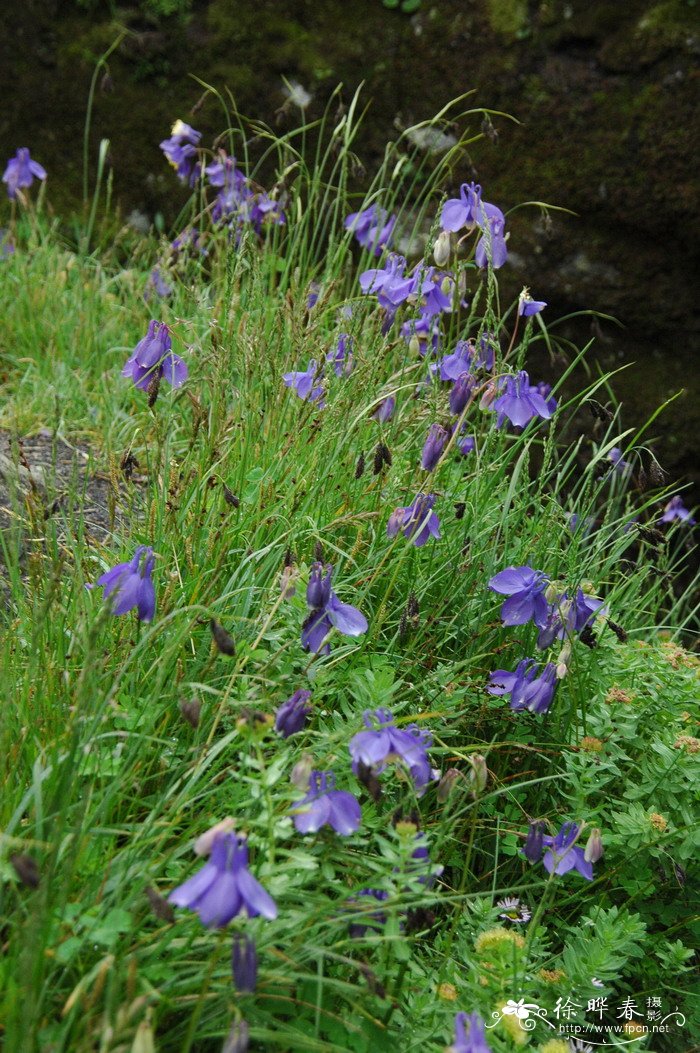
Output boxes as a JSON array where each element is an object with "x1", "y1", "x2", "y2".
[
  {"x1": 169, "y1": 833, "x2": 277, "y2": 927},
  {"x1": 359, "y1": 253, "x2": 415, "y2": 314},
  {"x1": 522, "y1": 820, "x2": 546, "y2": 863},
  {"x1": 540, "y1": 822, "x2": 594, "y2": 880},
  {"x1": 373, "y1": 395, "x2": 396, "y2": 423},
  {"x1": 122, "y1": 320, "x2": 188, "y2": 391},
  {"x1": 450, "y1": 373, "x2": 475, "y2": 415},
  {"x1": 518, "y1": 290, "x2": 547, "y2": 316},
  {"x1": 291, "y1": 770, "x2": 361, "y2": 835},
  {"x1": 449, "y1": 1011, "x2": 492, "y2": 1053},
  {"x1": 496, "y1": 896, "x2": 531, "y2": 924},
  {"x1": 89, "y1": 545, "x2": 156, "y2": 622},
  {"x1": 282, "y1": 360, "x2": 325, "y2": 407},
  {"x1": 421, "y1": 423, "x2": 449, "y2": 471},
  {"x1": 402, "y1": 313, "x2": 442, "y2": 356},
  {"x1": 488, "y1": 565, "x2": 550, "y2": 629},
  {"x1": 387, "y1": 493, "x2": 441, "y2": 547},
  {"x1": 607, "y1": 447, "x2": 630, "y2": 474},
  {"x1": 348, "y1": 888, "x2": 389, "y2": 938},
  {"x1": 474, "y1": 212, "x2": 508, "y2": 269},
  {"x1": 488, "y1": 658, "x2": 558, "y2": 714},
  {"x1": 491, "y1": 371, "x2": 554, "y2": 428},
  {"x1": 231, "y1": 934, "x2": 257, "y2": 993},
  {"x1": 345, "y1": 202, "x2": 396, "y2": 256},
  {"x1": 349, "y1": 707, "x2": 437, "y2": 796},
  {"x1": 3, "y1": 148, "x2": 47, "y2": 200},
  {"x1": 275, "y1": 689, "x2": 312, "y2": 738},
  {"x1": 660, "y1": 496, "x2": 696, "y2": 525},
  {"x1": 326, "y1": 333, "x2": 353, "y2": 377},
  {"x1": 301, "y1": 563, "x2": 368, "y2": 654},
  {"x1": 159, "y1": 120, "x2": 202, "y2": 185}
]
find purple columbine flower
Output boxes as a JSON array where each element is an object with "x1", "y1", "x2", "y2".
[
  {"x1": 387, "y1": 493, "x2": 441, "y2": 547},
  {"x1": 231, "y1": 934, "x2": 257, "y2": 993},
  {"x1": 491, "y1": 371, "x2": 554, "y2": 428},
  {"x1": 449, "y1": 1011, "x2": 492, "y2": 1053},
  {"x1": 250, "y1": 192, "x2": 286, "y2": 233},
  {"x1": 122, "y1": 321, "x2": 188, "y2": 391},
  {"x1": 411, "y1": 266, "x2": 455, "y2": 317},
  {"x1": 373, "y1": 395, "x2": 396, "y2": 423},
  {"x1": 171, "y1": 227, "x2": 206, "y2": 259},
  {"x1": 488, "y1": 659, "x2": 558, "y2": 715},
  {"x1": 488, "y1": 565, "x2": 550, "y2": 629},
  {"x1": 301, "y1": 563, "x2": 368, "y2": 654},
  {"x1": 607, "y1": 447, "x2": 630, "y2": 474},
  {"x1": 475, "y1": 212, "x2": 508, "y2": 269},
  {"x1": 145, "y1": 268, "x2": 173, "y2": 300},
  {"x1": 326, "y1": 333, "x2": 353, "y2": 377},
  {"x1": 441, "y1": 181, "x2": 501, "y2": 234},
  {"x1": 528, "y1": 821, "x2": 594, "y2": 881},
  {"x1": 438, "y1": 340, "x2": 474, "y2": 381},
  {"x1": 660, "y1": 496, "x2": 696, "y2": 525},
  {"x1": 359, "y1": 253, "x2": 415, "y2": 314},
  {"x1": 348, "y1": 888, "x2": 389, "y2": 938},
  {"x1": 275, "y1": 689, "x2": 312, "y2": 738},
  {"x1": 349, "y1": 708, "x2": 437, "y2": 796},
  {"x1": 522, "y1": 820, "x2": 546, "y2": 863},
  {"x1": 450, "y1": 373, "x2": 475, "y2": 415},
  {"x1": 421, "y1": 423, "x2": 449, "y2": 471},
  {"x1": 458, "y1": 432, "x2": 476, "y2": 455},
  {"x1": 282, "y1": 360, "x2": 325, "y2": 406},
  {"x1": 3, "y1": 148, "x2": 46, "y2": 200},
  {"x1": 518, "y1": 289, "x2": 547, "y2": 316},
  {"x1": 159, "y1": 120, "x2": 202, "y2": 185},
  {"x1": 169, "y1": 833, "x2": 277, "y2": 927},
  {"x1": 89, "y1": 545, "x2": 156, "y2": 622},
  {"x1": 537, "y1": 588, "x2": 604, "y2": 649},
  {"x1": 291, "y1": 770, "x2": 361, "y2": 835},
  {"x1": 534, "y1": 381, "x2": 558, "y2": 415},
  {"x1": 345, "y1": 203, "x2": 396, "y2": 256}
]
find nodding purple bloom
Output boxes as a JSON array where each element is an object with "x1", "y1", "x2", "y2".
[
  {"x1": 475, "y1": 212, "x2": 508, "y2": 269},
  {"x1": 522, "y1": 820, "x2": 546, "y2": 863},
  {"x1": 449, "y1": 1011, "x2": 492, "y2": 1053},
  {"x1": 159, "y1": 120, "x2": 202, "y2": 185},
  {"x1": 282, "y1": 360, "x2": 325, "y2": 407},
  {"x1": 408, "y1": 836, "x2": 444, "y2": 888},
  {"x1": 660, "y1": 496, "x2": 696, "y2": 525},
  {"x1": 145, "y1": 267, "x2": 173, "y2": 300},
  {"x1": 3, "y1": 148, "x2": 46, "y2": 199},
  {"x1": 326, "y1": 333, "x2": 353, "y2": 377},
  {"x1": 359, "y1": 253, "x2": 415, "y2": 314},
  {"x1": 607, "y1": 447, "x2": 630, "y2": 474},
  {"x1": 291, "y1": 770, "x2": 361, "y2": 835},
  {"x1": 250, "y1": 192, "x2": 286, "y2": 233},
  {"x1": 488, "y1": 658, "x2": 558, "y2": 714},
  {"x1": 488, "y1": 565, "x2": 550, "y2": 629},
  {"x1": 518, "y1": 290, "x2": 547, "y2": 316},
  {"x1": 459, "y1": 434, "x2": 476, "y2": 455},
  {"x1": 411, "y1": 266, "x2": 455, "y2": 317},
  {"x1": 373, "y1": 395, "x2": 396, "y2": 423},
  {"x1": 169, "y1": 833, "x2": 277, "y2": 927},
  {"x1": 450, "y1": 373, "x2": 475, "y2": 415},
  {"x1": 402, "y1": 313, "x2": 442, "y2": 356},
  {"x1": 89, "y1": 545, "x2": 156, "y2": 622},
  {"x1": 475, "y1": 332, "x2": 497, "y2": 372},
  {"x1": 387, "y1": 493, "x2": 441, "y2": 547},
  {"x1": 348, "y1": 888, "x2": 389, "y2": 938},
  {"x1": 122, "y1": 320, "x2": 188, "y2": 391},
  {"x1": 438, "y1": 340, "x2": 475, "y2": 381},
  {"x1": 537, "y1": 588, "x2": 604, "y2": 649},
  {"x1": 231, "y1": 934, "x2": 257, "y2": 993},
  {"x1": 441, "y1": 181, "x2": 500, "y2": 234},
  {"x1": 301, "y1": 563, "x2": 368, "y2": 654},
  {"x1": 421, "y1": 423, "x2": 449, "y2": 471},
  {"x1": 534, "y1": 381, "x2": 558, "y2": 415},
  {"x1": 491, "y1": 371, "x2": 554, "y2": 429},
  {"x1": 345, "y1": 203, "x2": 396, "y2": 256},
  {"x1": 349, "y1": 708, "x2": 437, "y2": 796},
  {"x1": 171, "y1": 227, "x2": 206, "y2": 258},
  {"x1": 532, "y1": 822, "x2": 594, "y2": 880},
  {"x1": 275, "y1": 689, "x2": 312, "y2": 738}
]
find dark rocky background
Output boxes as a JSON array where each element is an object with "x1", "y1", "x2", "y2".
[{"x1": 2, "y1": 0, "x2": 698, "y2": 493}]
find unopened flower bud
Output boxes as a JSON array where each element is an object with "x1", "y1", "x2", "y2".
[
  {"x1": 194, "y1": 817, "x2": 236, "y2": 857},
  {"x1": 10, "y1": 853, "x2": 40, "y2": 888},
  {"x1": 222, "y1": 1019, "x2": 249, "y2": 1053},
  {"x1": 433, "y1": 230, "x2": 451, "y2": 267},
  {"x1": 290, "y1": 751, "x2": 314, "y2": 790},
  {"x1": 437, "y1": 767, "x2": 463, "y2": 802},
  {"x1": 179, "y1": 697, "x2": 202, "y2": 727},
  {"x1": 210, "y1": 618, "x2": 236, "y2": 655},
  {"x1": 231, "y1": 934, "x2": 257, "y2": 993},
  {"x1": 479, "y1": 381, "x2": 497, "y2": 410},
  {"x1": 279, "y1": 564, "x2": 298, "y2": 599},
  {"x1": 409, "y1": 333, "x2": 421, "y2": 356},
  {"x1": 523, "y1": 820, "x2": 546, "y2": 863},
  {"x1": 468, "y1": 754, "x2": 488, "y2": 795},
  {"x1": 584, "y1": 828, "x2": 603, "y2": 863}
]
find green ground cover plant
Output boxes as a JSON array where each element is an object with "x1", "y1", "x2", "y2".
[{"x1": 0, "y1": 88, "x2": 698, "y2": 1053}]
